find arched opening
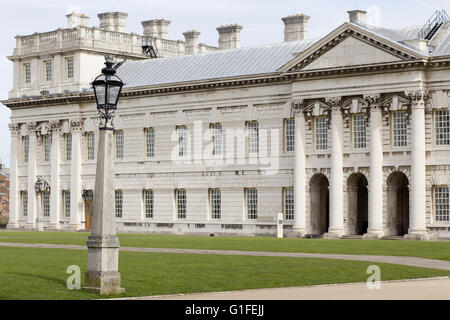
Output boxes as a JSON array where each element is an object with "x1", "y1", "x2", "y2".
[
  {"x1": 347, "y1": 173, "x2": 368, "y2": 235},
  {"x1": 309, "y1": 173, "x2": 329, "y2": 235},
  {"x1": 387, "y1": 172, "x2": 409, "y2": 236}
]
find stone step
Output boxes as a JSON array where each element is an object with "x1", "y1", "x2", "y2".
[
  {"x1": 381, "y1": 236, "x2": 404, "y2": 240},
  {"x1": 340, "y1": 235, "x2": 364, "y2": 239}
]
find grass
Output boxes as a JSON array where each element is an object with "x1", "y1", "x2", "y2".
[
  {"x1": 0, "y1": 246, "x2": 449, "y2": 300},
  {"x1": 0, "y1": 231, "x2": 450, "y2": 261}
]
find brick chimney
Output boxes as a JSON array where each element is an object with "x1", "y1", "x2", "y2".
[
  {"x1": 183, "y1": 30, "x2": 201, "y2": 54},
  {"x1": 98, "y1": 12, "x2": 128, "y2": 32},
  {"x1": 348, "y1": 10, "x2": 367, "y2": 25},
  {"x1": 66, "y1": 12, "x2": 89, "y2": 28},
  {"x1": 141, "y1": 19, "x2": 171, "y2": 39},
  {"x1": 281, "y1": 14, "x2": 310, "y2": 42},
  {"x1": 216, "y1": 24, "x2": 243, "y2": 50}
]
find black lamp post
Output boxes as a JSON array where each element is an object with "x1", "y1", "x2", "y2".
[{"x1": 84, "y1": 57, "x2": 125, "y2": 295}]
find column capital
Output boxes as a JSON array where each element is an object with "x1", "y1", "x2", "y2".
[
  {"x1": 70, "y1": 119, "x2": 84, "y2": 133},
  {"x1": 26, "y1": 122, "x2": 38, "y2": 136},
  {"x1": 49, "y1": 120, "x2": 62, "y2": 134},
  {"x1": 325, "y1": 97, "x2": 342, "y2": 110},
  {"x1": 8, "y1": 123, "x2": 20, "y2": 136},
  {"x1": 363, "y1": 94, "x2": 382, "y2": 109},
  {"x1": 291, "y1": 99, "x2": 306, "y2": 114},
  {"x1": 405, "y1": 90, "x2": 430, "y2": 105}
]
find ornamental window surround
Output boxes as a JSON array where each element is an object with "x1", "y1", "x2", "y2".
[
  {"x1": 65, "y1": 56, "x2": 74, "y2": 79},
  {"x1": 352, "y1": 113, "x2": 367, "y2": 149},
  {"x1": 434, "y1": 109, "x2": 450, "y2": 146},
  {"x1": 314, "y1": 116, "x2": 328, "y2": 151},
  {"x1": 24, "y1": 63, "x2": 31, "y2": 84},
  {"x1": 392, "y1": 111, "x2": 408, "y2": 147},
  {"x1": 246, "y1": 121, "x2": 259, "y2": 155},
  {"x1": 211, "y1": 123, "x2": 223, "y2": 156},
  {"x1": 44, "y1": 60, "x2": 52, "y2": 82}
]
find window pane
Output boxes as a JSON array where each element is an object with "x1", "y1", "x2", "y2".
[
  {"x1": 393, "y1": 111, "x2": 407, "y2": 147},
  {"x1": 210, "y1": 189, "x2": 221, "y2": 219},
  {"x1": 247, "y1": 122, "x2": 259, "y2": 154},
  {"x1": 353, "y1": 113, "x2": 366, "y2": 149},
  {"x1": 66, "y1": 57, "x2": 74, "y2": 79},
  {"x1": 86, "y1": 132, "x2": 95, "y2": 160},
  {"x1": 44, "y1": 135, "x2": 51, "y2": 162},
  {"x1": 435, "y1": 110, "x2": 450, "y2": 146},
  {"x1": 64, "y1": 191, "x2": 70, "y2": 217},
  {"x1": 434, "y1": 186, "x2": 449, "y2": 222},
  {"x1": 144, "y1": 190, "x2": 153, "y2": 218},
  {"x1": 43, "y1": 192, "x2": 50, "y2": 217},
  {"x1": 65, "y1": 133, "x2": 72, "y2": 161},
  {"x1": 23, "y1": 136, "x2": 29, "y2": 163},
  {"x1": 211, "y1": 124, "x2": 223, "y2": 156},
  {"x1": 22, "y1": 191, "x2": 28, "y2": 217},
  {"x1": 115, "y1": 190, "x2": 123, "y2": 218},
  {"x1": 246, "y1": 188, "x2": 258, "y2": 219},
  {"x1": 145, "y1": 128, "x2": 155, "y2": 158},
  {"x1": 314, "y1": 116, "x2": 328, "y2": 150},
  {"x1": 176, "y1": 189, "x2": 186, "y2": 219},
  {"x1": 285, "y1": 118, "x2": 295, "y2": 152},
  {"x1": 177, "y1": 126, "x2": 187, "y2": 157},
  {"x1": 284, "y1": 188, "x2": 294, "y2": 220},
  {"x1": 45, "y1": 61, "x2": 52, "y2": 82},
  {"x1": 115, "y1": 130, "x2": 124, "y2": 159},
  {"x1": 24, "y1": 63, "x2": 31, "y2": 84}
]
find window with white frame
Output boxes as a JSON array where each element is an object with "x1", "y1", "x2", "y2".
[
  {"x1": 114, "y1": 130, "x2": 124, "y2": 159},
  {"x1": 284, "y1": 118, "x2": 295, "y2": 152},
  {"x1": 23, "y1": 136, "x2": 29, "y2": 163},
  {"x1": 211, "y1": 123, "x2": 223, "y2": 156},
  {"x1": 64, "y1": 133, "x2": 72, "y2": 161},
  {"x1": 177, "y1": 126, "x2": 188, "y2": 157},
  {"x1": 435, "y1": 109, "x2": 450, "y2": 146},
  {"x1": 209, "y1": 189, "x2": 221, "y2": 219},
  {"x1": 247, "y1": 121, "x2": 259, "y2": 154},
  {"x1": 43, "y1": 134, "x2": 51, "y2": 162},
  {"x1": 352, "y1": 113, "x2": 367, "y2": 149},
  {"x1": 284, "y1": 187, "x2": 294, "y2": 221},
  {"x1": 44, "y1": 60, "x2": 52, "y2": 82},
  {"x1": 143, "y1": 189, "x2": 153, "y2": 218},
  {"x1": 175, "y1": 189, "x2": 186, "y2": 219},
  {"x1": 43, "y1": 192, "x2": 50, "y2": 217},
  {"x1": 24, "y1": 63, "x2": 31, "y2": 84},
  {"x1": 86, "y1": 132, "x2": 95, "y2": 160},
  {"x1": 63, "y1": 191, "x2": 70, "y2": 217},
  {"x1": 392, "y1": 111, "x2": 407, "y2": 147},
  {"x1": 66, "y1": 57, "x2": 74, "y2": 79},
  {"x1": 246, "y1": 188, "x2": 258, "y2": 220},
  {"x1": 145, "y1": 128, "x2": 155, "y2": 158},
  {"x1": 21, "y1": 191, "x2": 28, "y2": 217},
  {"x1": 434, "y1": 186, "x2": 449, "y2": 222},
  {"x1": 115, "y1": 190, "x2": 123, "y2": 218},
  {"x1": 314, "y1": 116, "x2": 328, "y2": 150}
]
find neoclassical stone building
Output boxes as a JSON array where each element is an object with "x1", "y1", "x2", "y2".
[{"x1": 3, "y1": 9, "x2": 450, "y2": 239}]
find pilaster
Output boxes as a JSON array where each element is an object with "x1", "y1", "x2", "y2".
[
  {"x1": 25, "y1": 123, "x2": 37, "y2": 230},
  {"x1": 7, "y1": 123, "x2": 20, "y2": 228},
  {"x1": 69, "y1": 118, "x2": 84, "y2": 231},
  {"x1": 48, "y1": 121, "x2": 61, "y2": 230}
]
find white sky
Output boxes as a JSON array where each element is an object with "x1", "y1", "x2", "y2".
[{"x1": 0, "y1": 0, "x2": 449, "y2": 167}]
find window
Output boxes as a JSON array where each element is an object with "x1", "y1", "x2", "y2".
[
  {"x1": 63, "y1": 191, "x2": 70, "y2": 217},
  {"x1": 43, "y1": 134, "x2": 51, "y2": 162},
  {"x1": 177, "y1": 126, "x2": 188, "y2": 157},
  {"x1": 211, "y1": 123, "x2": 223, "y2": 156},
  {"x1": 114, "y1": 130, "x2": 124, "y2": 159},
  {"x1": 145, "y1": 128, "x2": 155, "y2": 158},
  {"x1": 284, "y1": 118, "x2": 295, "y2": 152},
  {"x1": 143, "y1": 189, "x2": 153, "y2": 218},
  {"x1": 24, "y1": 63, "x2": 31, "y2": 84},
  {"x1": 352, "y1": 113, "x2": 367, "y2": 149},
  {"x1": 21, "y1": 191, "x2": 28, "y2": 217},
  {"x1": 434, "y1": 186, "x2": 449, "y2": 222},
  {"x1": 115, "y1": 190, "x2": 123, "y2": 218},
  {"x1": 175, "y1": 189, "x2": 186, "y2": 219},
  {"x1": 284, "y1": 187, "x2": 294, "y2": 221},
  {"x1": 246, "y1": 188, "x2": 258, "y2": 220},
  {"x1": 86, "y1": 132, "x2": 95, "y2": 160},
  {"x1": 392, "y1": 111, "x2": 407, "y2": 147},
  {"x1": 247, "y1": 121, "x2": 259, "y2": 154},
  {"x1": 64, "y1": 133, "x2": 72, "y2": 161},
  {"x1": 44, "y1": 60, "x2": 52, "y2": 82},
  {"x1": 43, "y1": 192, "x2": 50, "y2": 217},
  {"x1": 314, "y1": 116, "x2": 328, "y2": 150},
  {"x1": 66, "y1": 57, "x2": 74, "y2": 79},
  {"x1": 435, "y1": 109, "x2": 450, "y2": 146},
  {"x1": 23, "y1": 136, "x2": 29, "y2": 163},
  {"x1": 209, "y1": 189, "x2": 221, "y2": 219}
]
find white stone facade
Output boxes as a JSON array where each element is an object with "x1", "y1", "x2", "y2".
[{"x1": 4, "y1": 10, "x2": 450, "y2": 239}]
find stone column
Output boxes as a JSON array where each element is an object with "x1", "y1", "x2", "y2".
[
  {"x1": 48, "y1": 121, "x2": 61, "y2": 230},
  {"x1": 69, "y1": 119, "x2": 83, "y2": 231},
  {"x1": 293, "y1": 101, "x2": 307, "y2": 236},
  {"x1": 325, "y1": 97, "x2": 345, "y2": 238},
  {"x1": 364, "y1": 95, "x2": 385, "y2": 238},
  {"x1": 25, "y1": 123, "x2": 37, "y2": 230},
  {"x1": 7, "y1": 124, "x2": 20, "y2": 228},
  {"x1": 405, "y1": 90, "x2": 430, "y2": 240}
]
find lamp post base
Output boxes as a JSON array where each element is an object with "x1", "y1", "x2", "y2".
[{"x1": 84, "y1": 271, "x2": 124, "y2": 295}]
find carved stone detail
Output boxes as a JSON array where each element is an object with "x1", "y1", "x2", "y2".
[
  {"x1": 70, "y1": 119, "x2": 84, "y2": 132},
  {"x1": 8, "y1": 123, "x2": 20, "y2": 136}
]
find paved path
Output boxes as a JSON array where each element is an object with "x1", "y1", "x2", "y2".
[
  {"x1": 1, "y1": 241, "x2": 450, "y2": 270},
  {"x1": 120, "y1": 277, "x2": 450, "y2": 300}
]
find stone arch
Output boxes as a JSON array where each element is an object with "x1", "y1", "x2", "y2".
[
  {"x1": 386, "y1": 171, "x2": 410, "y2": 236},
  {"x1": 309, "y1": 173, "x2": 329, "y2": 235},
  {"x1": 346, "y1": 172, "x2": 369, "y2": 235}
]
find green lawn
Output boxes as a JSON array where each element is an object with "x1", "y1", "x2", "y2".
[
  {"x1": 0, "y1": 231, "x2": 450, "y2": 261},
  {"x1": 0, "y1": 246, "x2": 449, "y2": 300}
]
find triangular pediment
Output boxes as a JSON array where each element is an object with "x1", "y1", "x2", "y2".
[{"x1": 279, "y1": 23, "x2": 425, "y2": 73}]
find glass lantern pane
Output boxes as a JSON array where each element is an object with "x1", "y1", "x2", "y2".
[
  {"x1": 107, "y1": 84, "x2": 121, "y2": 106},
  {"x1": 95, "y1": 84, "x2": 106, "y2": 105}
]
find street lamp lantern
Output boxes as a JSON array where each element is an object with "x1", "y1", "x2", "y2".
[
  {"x1": 84, "y1": 57, "x2": 125, "y2": 295},
  {"x1": 91, "y1": 58, "x2": 124, "y2": 130},
  {"x1": 34, "y1": 178, "x2": 43, "y2": 194}
]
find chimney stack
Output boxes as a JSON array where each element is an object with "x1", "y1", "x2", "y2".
[
  {"x1": 216, "y1": 24, "x2": 243, "y2": 50},
  {"x1": 66, "y1": 12, "x2": 89, "y2": 28},
  {"x1": 281, "y1": 14, "x2": 310, "y2": 42},
  {"x1": 98, "y1": 12, "x2": 128, "y2": 32},
  {"x1": 141, "y1": 19, "x2": 171, "y2": 39},
  {"x1": 183, "y1": 30, "x2": 201, "y2": 54},
  {"x1": 347, "y1": 10, "x2": 367, "y2": 25}
]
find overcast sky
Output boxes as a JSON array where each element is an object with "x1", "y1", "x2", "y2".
[{"x1": 1, "y1": 0, "x2": 450, "y2": 167}]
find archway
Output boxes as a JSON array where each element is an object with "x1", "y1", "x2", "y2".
[
  {"x1": 347, "y1": 173, "x2": 368, "y2": 235},
  {"x1": 309, "y1": 173, "x2": 329, "y2": 235},
  {"x1": 387, "y1": 172, "x2": 409, "y2": 236}
]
